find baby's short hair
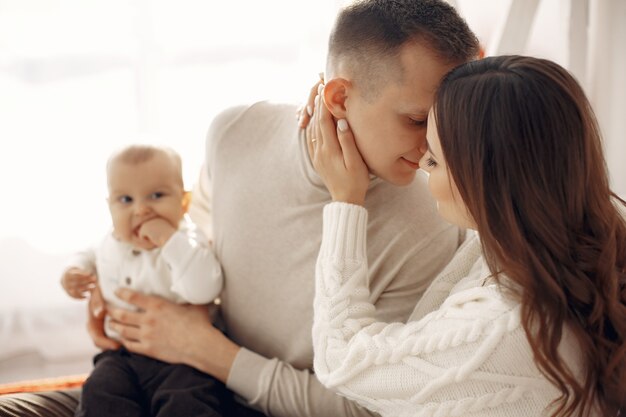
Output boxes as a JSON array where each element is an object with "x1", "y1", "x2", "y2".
[{"x1": 107, "y1": 144, "x2": 184, "y2": 186}]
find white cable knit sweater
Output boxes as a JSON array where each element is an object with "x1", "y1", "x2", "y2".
[{"x1": 313, "y1": 203, "x2": 589, "y2": 417}]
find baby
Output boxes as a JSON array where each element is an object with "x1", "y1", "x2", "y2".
[{"x1": 61, "y1": 144, "x2": 228, "y2": 417}]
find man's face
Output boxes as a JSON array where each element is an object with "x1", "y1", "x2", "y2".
[{"x1": 344, "y1": 42, "x2": 455, "y2": 186}]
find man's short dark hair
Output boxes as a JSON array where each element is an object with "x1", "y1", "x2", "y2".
[{"x1": 328, "y1": 0, "x2": 479, "y2": 94}]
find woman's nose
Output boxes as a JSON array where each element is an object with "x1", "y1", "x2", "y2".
[{"x1": 418, "y1": 152, "x2": 430, "y2": 170}]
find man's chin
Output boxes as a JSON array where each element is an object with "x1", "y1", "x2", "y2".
[{"x1": 380, "y1": 171, "x2": 416, "y2": 187}]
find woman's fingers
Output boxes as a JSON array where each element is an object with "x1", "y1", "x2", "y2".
[
  {"x1": 298, "y1": 72, "x2": 325, "y2": 128},
  {"x1": 317, "y1": 90, "x2": 337, "y2": 151},
  {"x1": 307, "y1": 94, "x2": 319, "y2": 158},
  {"x1": 336, "y1": 119, "x2": 367, "y2": 173},
  {"x1": 306, "y1": 81, "x2": 327, "y2": 159}
]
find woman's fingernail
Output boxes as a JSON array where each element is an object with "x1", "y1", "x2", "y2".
[
  {"x1": 337, "y1": 119, "x2": 348, "y2": 132},
  {"x1": 314, "y1": 95, "x2": 319, "y2": 107},
  {"x1": 317, "y1": 84, "x2": 324, "y2": 94},
  {"x1": 306, "y1": 105, "x2": 313, "y2": 116}
]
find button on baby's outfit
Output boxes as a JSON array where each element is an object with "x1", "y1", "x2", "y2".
[
  {"x1": 132, "y1": 249, "x2": 141, "y2": 256},
  {"x1": 125, "y1": 276, "x2": 132, "y2": 285}
]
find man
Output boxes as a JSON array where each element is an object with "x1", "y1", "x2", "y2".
[{"x1": 0, "y1": 1, "x2": 478, "y2": 416}]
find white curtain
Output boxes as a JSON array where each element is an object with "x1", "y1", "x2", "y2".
[
  {"x1": 587, "y1": 0, "x2": 626, "y2": 198},
  {"x1": 0, "y1": 0, "x2": 341, "y2": 308},
  {"x1": 457, "y1": 0, "x2": 625, "y2": 197},
  {"x1": 0, "y1": 0, "x2": 343, "y2": 382}
]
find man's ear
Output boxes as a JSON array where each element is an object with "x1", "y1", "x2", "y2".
[
  {"x1": 182, "y1": 191, "x2": 192, "y2": 213},
  {"x1": 323, "y1": 78, "x2": 351, "y2": 119}
]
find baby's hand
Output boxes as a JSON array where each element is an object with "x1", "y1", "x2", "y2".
[
  {"x1": 138, "y1": 218, "x2": 176, "y2": 248},
  {"x1": 61, "y1": 268, "x2": 97, "y2": 299}
]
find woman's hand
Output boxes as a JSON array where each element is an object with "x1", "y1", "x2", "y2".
[
  {"x1": 297, "y1": 72, "x2": 324, "y2": 129},
  {"x1": 309, "y1": 89, "x2": 370, "y2": 206}
]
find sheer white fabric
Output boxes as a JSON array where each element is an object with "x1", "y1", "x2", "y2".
[{"x1": 0, "y1": 0, "x2": 341, "y2": 383}]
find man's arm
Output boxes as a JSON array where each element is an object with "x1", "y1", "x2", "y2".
[
  {"x1": 110, "y1": 146, "x2": 378, "y2": 415},
  {"x1": 228, "y1": 347, "x2": 379, "y2": 417},
  {"x1": 107, "y1": 289, "x2": 379, "y2": 417},
  {"x1": 104, "y1": 104, "x2": 381, "y2": 417}
]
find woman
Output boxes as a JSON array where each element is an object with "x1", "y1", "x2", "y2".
[{"x1": 309, "y1": 55, "x2": 625, "y2": 417}]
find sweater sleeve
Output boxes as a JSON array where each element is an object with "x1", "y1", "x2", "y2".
[
  {"x1": 312, "y1": 203, "x2": 550, "y2": 416},
  {"x1": 65, "y1": 246, "x2": 97, "y2": 274},
  {"x1": 227, "y1": 348, "x2": 380, "y2": 417},
  {"x1": 161, "y1": 222, "x2": 223, "y2": 304}
]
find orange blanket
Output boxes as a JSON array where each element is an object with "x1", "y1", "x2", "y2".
[{"x1": 0, "y1": 374, "x2": 87, "y2": 395}]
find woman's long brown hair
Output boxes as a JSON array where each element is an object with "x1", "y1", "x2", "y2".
[{"x1": 433, "y1": 55, "x2": 626, "y2": 416}]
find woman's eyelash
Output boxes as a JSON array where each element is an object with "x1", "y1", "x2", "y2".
[
  {"x1": 426, "y1": 157, "x2": 437, "y2": 167},
  {"x1": 409, "y1": 118, "x2": 426, "y2": 126}
]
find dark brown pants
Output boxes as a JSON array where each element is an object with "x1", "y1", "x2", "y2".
[
  {"x1": 0, "y1": 350, "x2": 266, "y2": 417},
  {"x1": 76, "y1": 349, "x2": 228, "y2": 417}
]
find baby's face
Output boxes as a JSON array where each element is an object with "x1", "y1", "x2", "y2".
[{"x1": 107, "y1": 152, "x2": 185, "y2": 248}]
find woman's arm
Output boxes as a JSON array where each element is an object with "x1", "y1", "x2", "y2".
[
  {"x1": 312, "y1": 202, "x2": 547, "y2": 415},
  {"x1": 308, "y1": 96, "x2": 553, "y2": 415}
]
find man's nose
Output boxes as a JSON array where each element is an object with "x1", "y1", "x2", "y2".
[{"x1": 417, "y1": 138, "x2": 428, "y2": 155}]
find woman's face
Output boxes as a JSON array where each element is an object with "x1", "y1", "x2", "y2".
[{"x1": 419, "y1": 110, "x2": 476, "y2": 230}]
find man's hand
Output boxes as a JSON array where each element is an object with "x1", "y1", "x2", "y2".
[
  {"x1": 61, "y1": 267, "x2": 97, "y2": 299},
  {"x1": 87, "y1": 284, "x2": 121, "y2": 351},
  {"x1": 138, "y1": 218, "x2": 176, "y2": 248},
  {"x1": 107, "y1": 288, "x2": 240, "y2": 383}
]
